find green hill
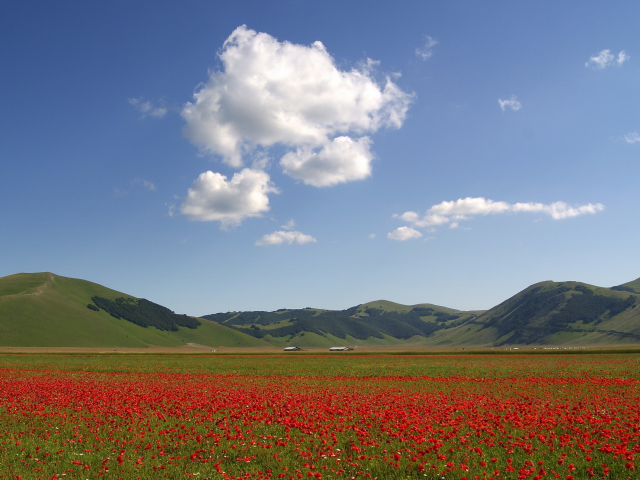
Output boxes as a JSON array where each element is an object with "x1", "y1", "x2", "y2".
[
  {"x1": 2, "y1": 272, "x2": 640, "y2": 348},
  {"x1": 421, "y1": 281, "x2": 640, "y2": 347},
  {"x1": 612, "y1": 276, "x2": 640, "y2": 294},
  {"x1": 0, "y1": 273, "x2": 266, "y2": 348},
  {"x1": 202, "y1": 300, "x2": 480, "y2": 346}
]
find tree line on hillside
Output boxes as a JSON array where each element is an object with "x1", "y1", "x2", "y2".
[
  {"x1": 611, "y1": 285, "x2": 639, "y2": 294},
  {"x1": 209, "y1": 310, "x2": 451, "y2": 340},
  {"x1": 89, "y1": 297, "x2": 200, "y2": 331},
  {"x1": 202, "y1": 308, "x2": 319, "y2": 325},
  {"x1": 203, "y1": 304, "x2": 460, "y2": 327}
]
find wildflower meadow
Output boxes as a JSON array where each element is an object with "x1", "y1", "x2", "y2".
[{"x1": 0, "y1": 352, "x2": 638, "y2": 480}]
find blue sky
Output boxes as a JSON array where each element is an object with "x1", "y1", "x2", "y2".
[{"x1": 1, "y1": 1, "x2": 639, "y2": 315}]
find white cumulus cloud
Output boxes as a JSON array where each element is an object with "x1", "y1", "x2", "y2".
[
  {"x1": 181, "y1": 25, "x2": 412, "y2": 186},
  {"x1": 280, "y1": 136, "x2": 373, "y2": 187},
  {"x1": 498, "y1": 95, "x2": 521, "y2": 112},
  {"x1": 585, "y1": 49, "x2": 629, "y2": 69},
  {"x1": 624, "y1": 132, "x2": 640, "y2": 144},
  {"x1": 394, "y1": 197, "x2": 604, "y2": 233},
  {"x1": 415, "y1": 36, "x2": 438, "y2": 61},
  {"x1": 180, "y1": 168, "x2": 278, "y2": 227},
  {"x1": 256, "y1": 230, "x2": 317, "y2": 246},
  {"x1": 387, "y1": 226, "x2": 423, "y2": 241}
]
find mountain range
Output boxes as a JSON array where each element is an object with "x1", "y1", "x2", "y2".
[{"x1": 0, "y1": 272, "x2": 638, "y2": 348}]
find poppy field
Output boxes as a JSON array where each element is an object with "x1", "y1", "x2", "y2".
[{"x1": 0, "y1": 353, "x2": 639, "y2": 480}]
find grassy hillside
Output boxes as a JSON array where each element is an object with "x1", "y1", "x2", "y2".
[
  {"x1": 0, "y1": 273, "x2": 266, "y2": 348},
  {"x1": 356, "y1": 300, "x2": 459, "y2": 314},
  {"x1": 612, "y1": 276, "x2": 640, "y2": 294},
  {"x1": 203, "y1": 299, "x2": 481, "y2": 347},
  {"x1": 3, "y1": 272, "x2": 639, "y2": 348},
  {"x1": 421, "y1": 281, "x2": 640, "y2": 347}
]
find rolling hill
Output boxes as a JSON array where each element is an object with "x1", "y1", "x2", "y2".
[
  {"x1": 201, "y1": 279, "x2": 640, "y2": 348},
  {"x1": 0, "y1": 272, "x2": 266, "y2": 348},
  {"x1": 1, "y1": 272, "x2": 639, "y2": 348},
  {"x1": 201, "y1": 301, "x2": 482, "y2": 347},
  {"x1": 612, "y1": 277, "x2": 640, "y2": 294},
  {"x1": 420, "y1": 279, "x2": 640, "y2": 347}
]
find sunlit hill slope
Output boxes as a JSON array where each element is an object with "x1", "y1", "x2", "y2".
[{"x1": 0, "y1": 273, "x2": 266, "y2": 348}]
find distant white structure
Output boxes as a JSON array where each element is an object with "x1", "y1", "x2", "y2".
[
  {"x1": 329, "y1": 347, "x2": 353, "y2": 351},
  {"x1": 283, "y1": 346, "x2": 301, "y2": 351}
]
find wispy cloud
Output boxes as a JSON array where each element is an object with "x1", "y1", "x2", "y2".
[
  {"x1": 166, "y1": 203, "x2": 177, "y2": 217},
  {"x1": 498, "y1": 95, "x2": 521, "y2": 112},
  {"x1": 415, "y1": 36, "x2": 438, "y2": 61},
  {"x1": 624, "y1": 132, "x2": 640, "y2": 144},
  {"x1": 129, "y1": 97, "x2": 167, "y2": 118},
  {"x1": 391, "y1": 197, "x2": 604, "y2": 237},
  {"x1": 114, "y1": 178, "x2": 157, "y2": 196},
  {"x1": 256, "y1": 230, "x2": 317, "y2": 246},
  {"x1": 585, "y1": 49, "x2": 629, "y2": 69},
  {"x1": 281, "y1": 219, "x2": 296, "y2": 230}
]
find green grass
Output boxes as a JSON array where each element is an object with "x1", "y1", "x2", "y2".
[
  {"x1": 3, "y1": 272, "x2": 640, "y2": 349},
  {"x1": 615, "y1": 276, "x2": 640, "y2": 293},
  {"x1": 0, "y1": 272, "x2": 266, "y2": 348},
  {"x1": 0, "y1": 351, "x2": 639, "y2": 376},
  {"x1": 2, "y1": 354, "x2": 639, "y2": 480}
]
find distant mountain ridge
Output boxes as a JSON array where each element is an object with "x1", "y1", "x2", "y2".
[
  {"x1": 202, "y1": 302, "x2": 469, "y2": 344},
  {"x1": 0, "y1": 272, "x2": 639, "y2": 348},
  {"x1": 202, "y1": 277, "x2": 640, "y2": 348}
]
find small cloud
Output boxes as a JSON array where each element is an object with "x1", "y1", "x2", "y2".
[
  {"x1": 129, "y1": 97, "x2": 167, "y2": 118},
  {"x1": 132, "y1": 178, "x2": 156, "y2": 191},
  {"x1": 498, "y1": 95, "x2": 521, "y2": 112},
  {"x1": 415, "y1": 36, "x2": 438, "y2": 61},
  {"x1": 281, "y1": 219, "x2": 295, "y2": 230},
  {"x1": 256, "y1": 230, "x2": 317, "y2": 246},
  {"x1": 368, "y1": 233, "x2": 376, "y2": 239},
  {"x1": 624, "y1": 132, "x2": 640, "y2": 144},
  {"x1": 387, "y1": 226, "x2": 422, "y2": 241},
  {"x1": 585, "y1": 49, "x2": 629, "y2": 69},
  {"x1": 166, "y1": 203, "x2": 177, "y2": 217},
  {"x1": 115, "y1": 178, "x2": 157, "y2": 196},
  {"x1": 180, "y1": 168, "x2": 279, "y2": 228}
]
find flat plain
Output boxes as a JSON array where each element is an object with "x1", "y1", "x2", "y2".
[{"x1": 1, "y1": 351, "x2": 639, "y2": 479}]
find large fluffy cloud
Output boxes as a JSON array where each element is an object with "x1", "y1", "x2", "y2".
[
  {"x1": 392, "y1": 197, "x2": 604, "y2": 235},
  {"x1": 256, "y1": 230, "x2": 317, "y2": 246},
  {"x1": 180, "y1": 168, "x2": 278, "y2": 227},
  {"x1": 181, "y1": 25, "x2": 412, "y2": 186}
]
